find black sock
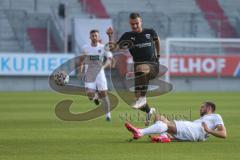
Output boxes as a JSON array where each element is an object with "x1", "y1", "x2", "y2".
[
  {"x1": 139, "y1": 103, "x2": 150, "y2": 113},
  {"x1": 135, "y1": 72, "x2": 149, "y2": 97},
  {"x1": 140, "y1": 85, "x2": 148, "y2": 97}
]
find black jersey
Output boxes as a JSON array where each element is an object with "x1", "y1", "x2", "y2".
[{"x1": 117, "y1": 28, "x2": 158, "y2": 62}]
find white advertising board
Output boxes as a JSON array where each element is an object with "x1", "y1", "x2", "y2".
[{"x1": 0, "y1": 53, "x2": 75, "y2": 76}]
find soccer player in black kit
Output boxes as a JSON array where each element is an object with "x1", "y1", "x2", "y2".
[{"x1": 107, "y1": 12, "x2": 161, "y2": 125}]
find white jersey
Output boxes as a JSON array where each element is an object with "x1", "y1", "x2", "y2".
[
  {"x1": 174, "y1": 114, "x2": 224, "y2": 141},
  {"x1": 82, "y1": 43, "x2": 112, "y2": 76},
  {"x1": 82, "y1": 43, "x2": 112, "y2": 61},
  {"x1": 81, "y1": 43, "x2": 112, "y2": 90},
  {"x1": 193, "y1": 114, "x2": 224, "y2": 130}
]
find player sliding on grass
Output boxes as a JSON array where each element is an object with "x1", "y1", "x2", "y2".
[
  {"x1": 125, "y1": 102, "x2": 227, "y2": 142},
  {"x1": 107, "y1": 12, "x2": 161, "y2": 125},
  {"x1": 78, "y1": 29, "x2": 113, "y2": 121}
]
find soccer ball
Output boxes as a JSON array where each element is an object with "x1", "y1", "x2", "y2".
[{"x1": 53, "y1": 71, "x2": 70, "y2": 86}]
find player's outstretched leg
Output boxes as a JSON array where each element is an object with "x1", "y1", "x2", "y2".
[
  {"x1": 125, "y1": 122, "x2": 142, "y2": 139},
  {"x1": 140, "y1": 121, "x2": 168, "y2": 135},
  {"x1": 125, "y1": 121, "x2": 169, "y2": 140}
]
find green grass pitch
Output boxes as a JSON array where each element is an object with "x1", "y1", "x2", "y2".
[{"x1": 0, "y1": 91, "x2": 239, "y2": 160}]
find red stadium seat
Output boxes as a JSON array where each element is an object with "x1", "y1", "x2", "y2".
[{"x1": 27, "y1": 28, "x2": 59, "y2": 53}]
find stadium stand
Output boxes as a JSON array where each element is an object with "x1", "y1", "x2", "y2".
[
  {"x1": 218, "y1": 0, "x2": 240, "y2": 16},
  {"x1": 0, "y1": 0, "x2": 87, "y2": 52},
  {"x1": 99, "y1": 0, "x2": 239, "y2": 39},
  {"x1": 0, "y1": 0, "x2": 239, "y2": 53},
  {"x1": 79, "y1": 0, "x2": 109, "y2": 18},
  {"x1": 218, "y1": 0, "x2": 240, "y2": 35},
  {"x1": 196, "y1": 0, "x2": 238, "y2": 38},
  {"x1": 101, "y1": 0, "x2": 215, "y2": 38},
  {"x1": 0, "y1": 0, "x2": 59, "y2": 13},
  {"x1": 0, "y1": 10, "x2": 21, "y2": 52},
  {"x1": 27, "y1": 28, "x2": 59, "y2": 52}
]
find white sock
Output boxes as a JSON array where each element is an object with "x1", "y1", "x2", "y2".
[
  {"x1": 160, "y1": 132, "x2": 168, "y2": 138},
  {"x1": 139, "y1": 121, "x2": 168, "y2": 136},
  {"x1": 106, "y1": 112, "x2": 111, "y2": 118}
]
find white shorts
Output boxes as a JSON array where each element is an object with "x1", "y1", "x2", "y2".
[
  {"x1": 85, "y1": 72, "x2": 108, "y2": 91},
  {"x1": 173, "y1": 121, "x2": 206, "y2": 141}
]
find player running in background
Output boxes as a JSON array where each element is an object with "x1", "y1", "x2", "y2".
[
  {"x1": 78, "y1": 29, "x2": 113, "y2": 121},
  {"x1": 107, "y1": 12, "x2": 161, "y2": 125},
  {"x1": 125, "y1": 101, "x2": 227, "y2": 142}
]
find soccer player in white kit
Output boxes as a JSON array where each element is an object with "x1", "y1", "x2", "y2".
[
  {"x1": 125, "y1": 102, "x2": 227, "y2": 142},
  {"x1": 78, "y1": 29, "x2": 113, "y2": 121}
]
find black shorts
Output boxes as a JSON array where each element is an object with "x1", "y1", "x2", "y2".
[{"x1": 134, "y1": 60, "x2": 159, "y2": 80}]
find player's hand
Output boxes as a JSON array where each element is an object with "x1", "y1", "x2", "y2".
[
  {"x1": 106, "y1": 27, "x2": 116, "y2": 51},
  {"x1": 202, "y1": 122, "x2": 210, "y2": 134},
  {"x1": 106, "y1": 27, "x2": 113, "y2": 36}
]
